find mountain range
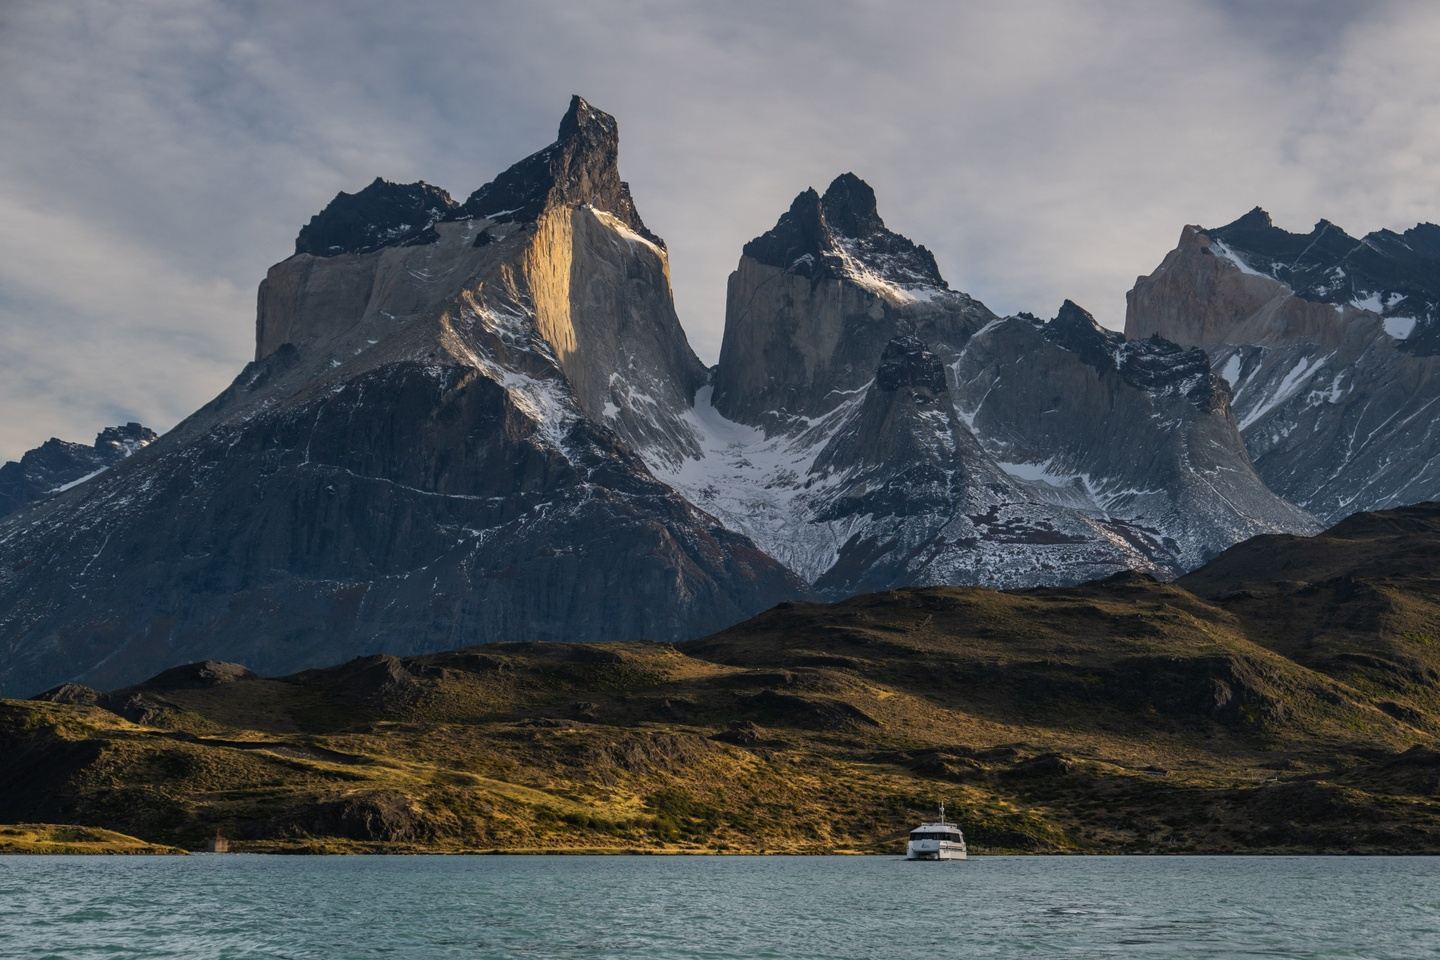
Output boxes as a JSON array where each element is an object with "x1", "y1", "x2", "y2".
[{"x1": 0, "y1": 96, "x2": 1436, "y2": 696}]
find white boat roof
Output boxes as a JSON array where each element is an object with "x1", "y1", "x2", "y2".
[{"x1": 911, "y1": 822, "x2": 963, "y2": 832}]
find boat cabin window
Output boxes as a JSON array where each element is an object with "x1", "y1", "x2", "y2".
[{"x1": 909, "y1": 831, "x2": 960, "y2": 841}]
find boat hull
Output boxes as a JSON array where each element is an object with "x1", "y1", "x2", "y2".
[{"x1": 905, "y1": 841, "x2": 967, "y2": 861}]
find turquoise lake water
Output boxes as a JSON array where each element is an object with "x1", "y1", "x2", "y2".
[{"x1": 2, "y1": 855, "x2": 1438, "y2": 959}]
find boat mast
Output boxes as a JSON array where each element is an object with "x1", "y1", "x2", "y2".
[{"x1": 939, "y1": 801, "x2": 946, "y2": 825}]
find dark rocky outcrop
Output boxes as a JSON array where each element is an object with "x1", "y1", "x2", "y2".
[
  {"x1": 136, "y1": 661, "x2": 256, "y2": 692},
  {"x1": 276, "y1": 790, "x2": 438, "y2": 843},
  {"x1": 874, "y1": 335, "x2": 947, "y2": 396},
  {"x1": 457, "y1": 95, "x2": 662, "y2": 247},
  {"x1": 1043, "y1": 301, "x2": 1219, "y2": 411},
  {"x1": 30, "y1": 683, "x2": 101, "y2": 707},
  {"x1": 295, "y1": 179, "x2": 458, "y2": 257},
  {"x1": 0, "y1": 422, "x2": 155, "y2": 518}
]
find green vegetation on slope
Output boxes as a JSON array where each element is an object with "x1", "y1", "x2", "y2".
[
  {"x1": 0, "y1": 824, "x2": 185, "y2": 855},
  {"x1": 2, "y1": 503, "x2": 1438, "y2": 854}
]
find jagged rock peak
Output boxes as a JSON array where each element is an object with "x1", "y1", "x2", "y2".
[
  {"x1": 759, "y1": 187, "x2": 828, "y2": 259},
  {"x1": 743, "y1": 173, "x2": 946, "y2": 291},
  {"x1": 1051, "y1": 298, "x2": 1103, "y2": 332},
  {"x1": 459, "y1": 95, "x2": 663, "y2": 247},
  {"x1": 295, "y1": 179, "x2": 458, "y2": 257},
  {"x1": 556, "y1": 93, "x2": 615, "y2": 142},
  {"x1": 95, "y1": 422, "x2": 157, "y2": 456},
  {"x1": 1042, "y1": 300, "x2": 1113, "y2": 366},
  {"x1": 874, "y1": 335, "x2": 947, "y2": 399},
  {"x1": 292, "y1": 97, "x2": 660, "y2": 259},
  {"x1": 1209, "y1": 207, "x2": 1359, "y2": 260},
  {"x1": 1218, "y1": 206, "x2": 1273, "y2": 231},
  {"x1": 1044, "y1": 301, "x2": 1218, "y2": 409},
  {"x1": 819, "y1": 172, "x2": 884, "y2": 238}
]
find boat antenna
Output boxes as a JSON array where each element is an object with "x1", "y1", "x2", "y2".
[{"x1": 939, "y1": 801, "x2": 946, "y2": 824}]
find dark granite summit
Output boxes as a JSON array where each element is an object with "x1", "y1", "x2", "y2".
[
  {"x1": 458, "y1": 95, "x2": 663, "y2": 247},
  {"x1": 874, "y1": 335, "x2": 947, "y2": 398},
  {"x1": 295, "y1": 179, "x2": 458, "y2": 257},
  {"x1": 743, "y1": 173, "x2": 945, "y2": 288},
  {"x1": 1044, "y1": 301, "x2": 1218, "y2": 410}
]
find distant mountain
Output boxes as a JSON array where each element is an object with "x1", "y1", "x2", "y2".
[
  {"x1": 0, "y1": 97, "x2": 801, "y2": 696},
  {"x1": 0, "y1": 423, "x2": 154, "y2": 518},
  {"x1": 6, "y1": 501, "x2": 1439, "y2": 854},
  {"x1": 1127, "y1": 209, "x2": 1440, "y2": 521}
]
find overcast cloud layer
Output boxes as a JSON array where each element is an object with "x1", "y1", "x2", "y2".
[{"x1": 2, "y1": 0, "x2": 1438, "y2": 461}]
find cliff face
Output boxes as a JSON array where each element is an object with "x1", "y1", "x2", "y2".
[
  {"x1": 1125, "y1": 221, "x2": 1369, "y2": 351},
  {"x1": 256, "y1": 96, "x2": 706, "y2": 463},
  {"x1": 1126, "y1": 211, "x2": 1440, "y2": 521},
  {"x1": 951, "y1": 302, "x2": 1317, "y2": 569},
  {"x1": 0, "y1": 97, "x2": 800, "y2": 697},
  {"x1": 522, "y1": 202, "x2": 707, "y2": 460},
  {"x1": 711, "y1": 175, "x2": 980, "y2": 429}
]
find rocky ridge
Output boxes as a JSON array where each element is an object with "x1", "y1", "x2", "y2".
[
  {"x1": 0, "y1": 423, "x2": 155, "y2": 518},
  {"x1": 1126, "y1": 209, "x2": 1440, "y2": 521}
]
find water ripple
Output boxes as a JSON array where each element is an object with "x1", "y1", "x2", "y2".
[{"x1": 0, "y1": 855, "x2": 1437, "y2": 959}]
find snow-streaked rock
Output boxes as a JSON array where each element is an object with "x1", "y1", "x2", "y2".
[{"x1": 1126, "y1": 211, "x2": 1440, "y2": 522}]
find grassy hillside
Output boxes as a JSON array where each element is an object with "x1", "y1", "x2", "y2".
[
  {"x1": 2, "y1": 504, "x2": 1438, "y2": 854},
  {"x1": 0, "y1": 824, "x2": 186, "y2": 855}
]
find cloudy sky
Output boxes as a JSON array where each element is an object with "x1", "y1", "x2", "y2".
[{"x1": 1, "y1": 0, "x2": 1438, "y2": 461}]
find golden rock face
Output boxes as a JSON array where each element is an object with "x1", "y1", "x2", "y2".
[{"x1": 1124, "y1": 225, "x2": 1360, "y2": 352}]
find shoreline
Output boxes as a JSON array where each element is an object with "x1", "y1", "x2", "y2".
[{"x1": 5, "y1": 828, "x2": 1437, "y2": 858}]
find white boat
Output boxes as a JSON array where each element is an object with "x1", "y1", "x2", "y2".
[{"x1": 905, "y1": 803, "x2": 967, "y2": 860}]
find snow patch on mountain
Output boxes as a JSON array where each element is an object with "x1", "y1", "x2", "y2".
[
  {"x1": 648, "y1": 385, "x2": 863, "y2": 581},
  {"x1": 588, "y1": 206, "x2": 665, "y2": 257},
  {"x1": 1219, "y1": 354, "x2": 1244, "y2": 388},
  {"x1": 1383, "y1": 316, "x2": 1418, "y2": 340},
  {"x1": 831, "y1": 235, "x2": 949, "y2": 305},
  {"x1": 1210, "y1": 239, "x2": 1271, "y2": 278},
  {"x1": 49, "y1": 468, "x2": 107, "y2": 494},
  {"x1": 1237, "y1": 354, "x2": 1331, "y2": 430}
]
